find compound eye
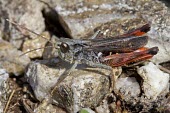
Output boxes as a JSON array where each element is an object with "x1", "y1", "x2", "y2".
[{"x1": 60, "y1": 42, "x2": 69, "y2": 53}]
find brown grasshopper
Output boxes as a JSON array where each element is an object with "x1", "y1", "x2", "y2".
[{"x1": 6, "y1": 19, "x2": 158, "y2": 93}]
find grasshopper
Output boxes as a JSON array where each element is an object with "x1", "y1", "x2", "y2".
[{"x1": 6, "y1": 19, "x2": 158, "y2": 93}]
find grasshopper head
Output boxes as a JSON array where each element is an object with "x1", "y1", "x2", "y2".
[{"x1": 57, "y1": 41, "x2": 74, "y2": 63}]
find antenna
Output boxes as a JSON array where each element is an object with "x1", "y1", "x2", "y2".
[
  {"x1": 6, "y1": 19, "x2": 59, "y2": 56},
  {"x1": 6, "y1": 19, "x2": 54, "y2": 45},
  {"x1": 19, "y1": 46, "x2": 54, "y2": 57}
]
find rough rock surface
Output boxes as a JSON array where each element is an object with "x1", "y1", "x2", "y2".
[
  {"x1": 0, "y1": 69, "x2": 9, "y2": 113},
  {"x1": 22, "y1": 31, "x2": 51, "y2": 58},
  {"x1": 137, "y1": 62, "x2": 169, "y2": 100},
  {"x1": 34, "y1": 101, "x2": 66, "y2": 113},
  {"x1": 114, "y1": 77, "x2": 141, "y2": 99},
  {"x1": 25, "y1": 59, "x2": 115, "y2": 113},
  {"x1": 51, "y1": 0, "x2": 170, "y2": 41},
  {"x1": 95, "y1": 99, "x2": 110, "y2": 113},
  {"x1": 0, "y1": 39, "x2": 30, "y2": 76},
  {"x1": 146, "y1": 38, "x2": 170, "y2": 64},
  {"x1": 0, "y1": 0, "x2": 45, "y2": 48}
]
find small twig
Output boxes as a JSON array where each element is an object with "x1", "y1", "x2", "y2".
[
  {"x1": 3, "y1": 89, "x2": 16, "y2": 113},
  {"x1": 158, "y1": 65, "x2": 170, "y2": 75}
]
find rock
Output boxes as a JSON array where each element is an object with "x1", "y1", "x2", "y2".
[
  {"x1": 95, "y1": 99, "x2": 109, "y2": 113},
  {"x1": 0, "y1": 0, "x2": 45, "y2": 48},
  {"x1": 22, "y1": 31, "x2": 51, "y2": 58},
  {"x1": 49, "y1": 0, "x2": 170, "y2": 41},
  {"x1": 146, "y1": 38, "x2": 170, "y2": 64},
  {"x1": 164, "y1": 96, "x2": 170, "y2": 113},
  {"x1": 124, "y1": 95, "x2": 167, "y2": 112},
  {"x1": 34, "y1": 100, "x2": 66, "y2": 113},
  {"x1": 114, "y1": 77, "x2": 140, "y2": 99},
  {"x1": 140, "y1": 1, "x2": 170, "y2": 42},
  {"x1": 137, "y1": 62, "x2": 169, "y2": 100},
  {"x1": 22, "y1": 98, "x2": 67, "y2": 113},
  {"x1": 0, "y1": 68, "x2": 9, "y2": 113},
  {"x1": 51, "y1": 66, "x2": 111, "y2": 113},
  {"x1": 25, "y1": 61, "x2": 59, "y2": 101},
  {"x1": 0, "y1": 39, "x2": 30, "y2": 76},
  {"x1": 54, "y1": 1, "x2": 147, "y2": 39},
  {"x1": 25, "y1": 58, "x2": 113, "y2": 113}
]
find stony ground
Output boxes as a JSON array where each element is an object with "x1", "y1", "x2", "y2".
[{"x1": 0, "y1": 0, "x2": 170, "y2": 113}]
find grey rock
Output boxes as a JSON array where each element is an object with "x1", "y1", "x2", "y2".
[
  {"x1": 0, "y1": 68, "x2": 9, "y2": 113},
  {"x1": 25, "y1": 59, "x2": 112, "y2": 113},
  {"x1": 0, "y1": 0, "x2": 45, "y2": 48},
  {"x1": 54, "y1": 1, "x2": 145, "y2": 39},
  {"x1": 51, "y1": 0, "x2": 170, "y2": 41},
  {"x1": 164, "y1": 96, "x2": 170, "y2": 113},
  {"x1": 25, "y1": 61, "x2": 59, "y2": 101},
  {"x1": 52, "y1": 69, "x2": 110, "y2": 113},
  {"x1": 95, "y1": 99, "x2": 110, "y2": 113},
  {"x1": 0, "y1": 39, "x2": 30, "y2": 76},
  {"x1": 34, "y1": 101, "x2": 66, "y2": 113},
  {"x1": 146, "y1": 38, "x2": 170, "y2": 64},
  {"x1": 22, "y1": 31, "x2": 51, "y2": 58},
  {"x1": 137, "y1": 62, "x2": 169, "y2": 100},
  {"x1": 114, "y1": 77, "x2": 140, "y2": 99}
]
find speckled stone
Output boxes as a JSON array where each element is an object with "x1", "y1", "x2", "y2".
[
  {"x1": 0, "y1": 39, "x2": 30, "y2": 76},
  {"x1": 0, "y1": 0, "x2": 45, "y2": 48},
  {"x1": 25, "y1": 59, "x2": 119, "y2": 113}
]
